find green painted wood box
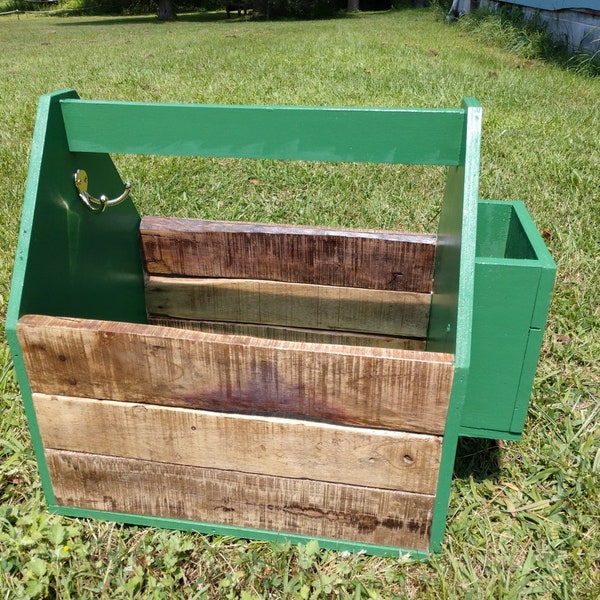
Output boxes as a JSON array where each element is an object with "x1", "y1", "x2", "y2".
[{"x1": 6, "y1": 90, "x2": 555, "y2": 557}]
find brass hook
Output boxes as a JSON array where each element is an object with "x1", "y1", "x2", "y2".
[{"x1": 74, "y1": 169, "x2": 131, "y2": 213}]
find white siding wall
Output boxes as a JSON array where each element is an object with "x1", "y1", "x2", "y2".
[{"x1": 479, "y1": 1, "x2": 600, "y2": 53}]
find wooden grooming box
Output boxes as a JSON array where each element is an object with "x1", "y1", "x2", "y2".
[{"x1": 6, "y1": 91, "x2": 555, "y2": 556}]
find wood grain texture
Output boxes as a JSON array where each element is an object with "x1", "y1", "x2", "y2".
[
  {"x1": 18, "y1": 315, "x2": 453, "y2": 434},
  {"x1": 145, "y1": 277, "x2": 431, "y2": 338},
  {"x1": 148, "y1": 317, "x2": 427, "y2": 350},
  {"x1": 140, "y1": 218, "x2": 436, "y2": 294},
  {"x1": 46, "y1": 449, "x2": 434, "y2": 550},
  {"x1": 34, "y1": 394, "x2": 442, "y2": 494}
]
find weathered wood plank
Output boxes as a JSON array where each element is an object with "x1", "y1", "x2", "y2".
[
  {"x1": 145, "y1": 277, "x2": 431, "y2": 338},
  {"x1": 34, "y1": 394, "x2": 443, "y2": 494},
  {"x1": 140, "y1": 218, "x2": 436, "y2": 294},
  {"x1": 148, "y1": 317, "x2": 427, "y2": 350},
  {"x1": 46, "y1": 449, "x2": 434, "y2": 550},
  {"x1": 18, "y1": 315, "x2": 453, "y2": 434}
]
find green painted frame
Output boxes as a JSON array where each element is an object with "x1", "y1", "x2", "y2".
[{"x1": 6, "y1": 90, "x2": 554, "y2": 556}]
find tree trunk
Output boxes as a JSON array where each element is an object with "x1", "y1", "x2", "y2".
[
  {"x1": 347, "y1": 0, "x2": 359, "y2": 12},
  {"x1": 157, "y1": 0, "x2": 175, "y2": 20}
]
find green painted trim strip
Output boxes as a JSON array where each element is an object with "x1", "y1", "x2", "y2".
[
  {"x1": 428, "y1": 98, "x2": 482, "y2": 553},
  {"x1": 60, "y1": 99, "x2": 467, "y2": 166},
  {"x1": 475, "y1": 256, "x2": 548, "y2": 268},
  {"x1": 506, "y1": 202, "x2": 555, "y2": 433},
  {"x1": 453, "y1": 97, "x2": 482, "y2": 372},
  {"x1": 5, "y1": 91, "x2": 82, "y2": 506},
  {"x1": 458, "y1": 426, "x2": 523, "y2": 441},
  {"x1": 48, "y1": 504, "x2": 428, "y2": 560}
]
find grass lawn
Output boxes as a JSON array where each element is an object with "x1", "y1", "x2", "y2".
[{"x1": 1, "y1": 7, "x2": 599, "y2": 598}]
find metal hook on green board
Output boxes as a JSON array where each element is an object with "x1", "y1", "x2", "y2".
[{"x1": 74, "y1": 169, "x2": 131, "y2": 213}]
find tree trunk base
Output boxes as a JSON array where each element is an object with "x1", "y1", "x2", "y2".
[{"x1": 157, "y1": 0, "x2": 176, "y2": 20}]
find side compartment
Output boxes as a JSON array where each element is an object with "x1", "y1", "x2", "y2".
[{"x1": 461, "y1": 200, "x2": 556, "y2": 439}]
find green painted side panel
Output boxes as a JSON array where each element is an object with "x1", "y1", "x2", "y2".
[
  {"x1": 475, "y1": 202, "x2": 513, "y2": 258},
  {"x1": 426, "y1": 165, "x2": 468, "y2": 550},
  {"x1": 426, "y1": 166, "x2": 465, "y2": 355},
  {"x1": 60, "y1": 99, "x2": 467, "y2": 166},
  {"x1": 462, "y1": 200, "x2": 556, "y2": 439},
  {"x1": 462, "y1": 259, "x2": 541, "y2": 433},
  {"x1": 49, "y1": 504, "x2": 427, "y2": 560},
  {"x1": 476, "y1": 201, "x2": 536, "y2": 260},
  {"x1": 6, "y1": 91, "x2": 146, "y2": 325},
  {"x1": 507, "y1": 202, "x2": 557, "y2": 328},
  {"x1": 6, "y1": 90, "x2": 147, "y2": 510},
  {"x1": 505, "y1": 208, "x2": 537, "y2": 260}
]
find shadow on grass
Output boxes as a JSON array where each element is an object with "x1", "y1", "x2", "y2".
[
  {"x1": 54, "y1": 6, "x2": 429, "y2": 27},
  {"x1": 453, "y1": 437, "x2": 502, "y2": 482},
  {"x1": 55, "y1": 11, "x2": 232, "y2": 26}
]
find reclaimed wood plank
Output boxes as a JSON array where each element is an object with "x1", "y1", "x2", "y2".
[
  {"x1": 148, "y1": 317, "x2": 427, "y2": 350},
  {"x1": 18, "y1": 315, "x2": 453, "y2": 434},
  {"x1": 145, "y1": 277, "x2": 431, "y2": 338},
  {"x1": 140, "y1": 218, "x2": 436, "y2": 294},
  {"x1": 34, "y1": 394, "x2": 443, "y2": 494},
  {"x1": 46, "y1": 449, "x2": 434, "y2": 550}
]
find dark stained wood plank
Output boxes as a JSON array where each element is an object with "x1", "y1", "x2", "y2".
[
  {"x1": 46, "y1": 449, "x2": 434, "y2": 551},
  {"x1": 18, "y1": 315, "x2": 453, "y2": 434},
  {"x1": 145, "y1": 277, "x2": 431, "y2": 338},
  {"x1": 140, "y1": 218, "x2": 436, "y2": 293}
]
